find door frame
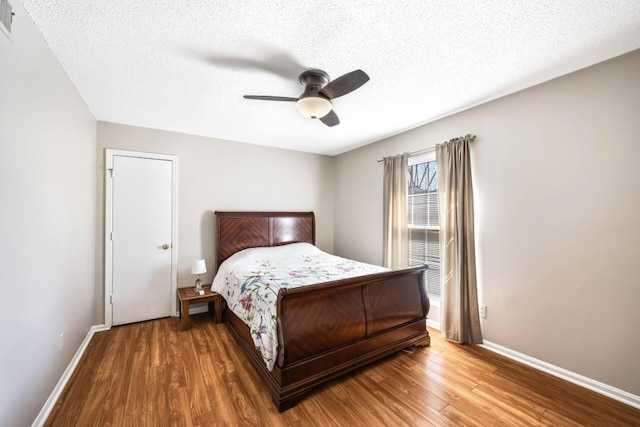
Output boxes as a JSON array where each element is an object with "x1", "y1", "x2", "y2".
[{"x1": 104, "y1": 149, "x2": 179, "y2": 329}]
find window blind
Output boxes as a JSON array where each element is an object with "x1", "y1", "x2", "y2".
[{"x1": 408, "y1": 159, "x2": 441, "y2": 302}]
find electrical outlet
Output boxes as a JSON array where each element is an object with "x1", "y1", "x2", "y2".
[
  {"x1": 58, "y1": 332, "x2": 64, "y2": 350},
  {"x1": 480, "y1": 305, "x2": 487, "y2": 319}
]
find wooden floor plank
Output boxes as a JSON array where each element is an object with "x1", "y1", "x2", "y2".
[
  {"x1": 470, "y1": 385, "x2": 548, "y2": 426},
  {"x1": 46, "y1": 317, "x2": 640, "y2": 426},
  {"x1": 540, "y1": 407, "x2": 589, "y2": 427},
  {"x1": 439, "y1": 404, "x2": 494, "y2": 427},
  {"x1": 352, "y1": 373, "x2": 437, "y2": 426},
  {"x1": 475, "y1": 371, "x2": 549, "y2": 415},
  {"x1": 145, "y1": 365, "x2": 171, "y2": 426},
  {"x1": 374, "y1": 365, "x2": 449, "y2": 412}
]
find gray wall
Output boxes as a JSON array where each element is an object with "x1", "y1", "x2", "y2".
[
  {"x1": 0, "y1": 3, "x2": 97, "y2": 425},
  {"x1": 334, "y1": 50, "x2": 640, "y2": 395},
  {"x1": 95, "y1": 122, "x2": 335, "y2": 323}
]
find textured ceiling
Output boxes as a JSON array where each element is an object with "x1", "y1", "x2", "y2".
[{"x1": 20, "y1": 0, "x2": 640, "y2": 155}]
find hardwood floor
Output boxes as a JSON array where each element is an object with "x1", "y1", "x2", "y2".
[{"x1": 46, "y1": 315, "x2": 640, "y2": 426}]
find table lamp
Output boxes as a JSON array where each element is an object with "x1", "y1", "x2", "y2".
[{"x1": 191, "y1": 259, "x2": 207, "y2": 293}]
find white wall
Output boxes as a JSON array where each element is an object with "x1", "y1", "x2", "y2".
[
  {"x1": 0, "y1": 3, "x2": 97, "y2": 425},
  {"x1": 95, "y1": 122, "x2": 335, "y2": 323},
  {"x1": 334, "y1": 50, "x2": 640, "y2": 396}
]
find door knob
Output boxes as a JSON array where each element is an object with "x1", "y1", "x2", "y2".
[{"x1": 161, "y1": 243, "x2": 170, "y2": 250}]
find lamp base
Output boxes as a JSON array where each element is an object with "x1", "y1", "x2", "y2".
[{"x1": 194, "y1": 277, "x2": 203, "y2": 293}]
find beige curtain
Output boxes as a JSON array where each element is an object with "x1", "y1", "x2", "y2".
[
  {"x1": 383, "y1": 153, "x2": 409, "y2": 269},
  {"x1": 436, "y1": 135, "x2": 483, "y2": 344}
]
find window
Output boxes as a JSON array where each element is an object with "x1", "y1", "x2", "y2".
[{"x1": 408, "y1": 152, "x2": 441, "y2": 304}]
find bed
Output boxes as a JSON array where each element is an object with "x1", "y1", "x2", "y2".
[{"x1": 214, "y1": 211, "x2": 430, "y2": 411}]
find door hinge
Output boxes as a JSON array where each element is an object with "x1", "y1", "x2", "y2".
[
  {"x1": 110, "y1": 232, "x2": 114, "y2": 241},
  {"x1": 108, "y1": 168, "x2": 114, "y2": 178},
  {"x1": 110, "y1": 294, "x2": 113, "y2": 304}
]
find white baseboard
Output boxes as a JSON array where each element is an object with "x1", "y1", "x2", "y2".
[
  {"x1": 426, "y1": 319, "x2": 440, "y2": 330},
  {"x1": 35, "y1": 320, "x2": 638, "y2": 424},
  {"x1": 480, "y1": 340, "x2": 640, "y2": 410},
  {"x1": 424, "y1": 324, "x2": 639, "y2": 410},
  {"x1": 32, "y1": 309, "x2": 209, "y2": 425},
  {"x1": 189, "y1": 303, "x2": 209, "y2": 315},
  {"x1": 174, "y1": 304, "x2": 209, "y2": 317},
  {"x1": 32, "y1": 324, "x2": 109, "y2": 427}
]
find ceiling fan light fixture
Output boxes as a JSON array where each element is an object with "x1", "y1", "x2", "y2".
[
  {"x1": 244, "y1": 68, "x2": 369, "y2": 126},
  {"x1": 296, "y1": 96, "x2": 332, "y2": 119}
]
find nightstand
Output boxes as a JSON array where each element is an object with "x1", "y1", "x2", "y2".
[{"x1": 177, "y1": 285, "x2": 222, "y2": 330}]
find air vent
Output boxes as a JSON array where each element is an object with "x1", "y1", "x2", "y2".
[{"x1": 0, "y1": 0, "x2": 13, "y2": 36}]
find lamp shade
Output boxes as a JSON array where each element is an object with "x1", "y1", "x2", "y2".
[
  {"x1": 191, "y1": 259, "x2": 207, "y2": 275},
  {"x1": 296, "y1": 96, "x2": 332, "y2": 119}
]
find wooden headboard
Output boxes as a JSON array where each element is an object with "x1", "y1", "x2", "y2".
[{"x1": 215, "y1": 211, "x2": 316, "y2": 268}]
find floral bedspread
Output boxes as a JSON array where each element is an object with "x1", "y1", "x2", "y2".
[{"x1": 211, "y1": 243, "x2": 388, "y2": 371}]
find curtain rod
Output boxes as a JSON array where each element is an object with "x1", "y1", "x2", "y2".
[
  {"x1": 376, "y1": 134, "x2": 476, "y2": 163},
  {"x1": 376, "y1": 147, "x2": 433, "y2": 163}
]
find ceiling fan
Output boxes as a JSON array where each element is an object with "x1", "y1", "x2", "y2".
[{"x1": 244, "y1": 69, "x2": 369, "y2": 127}]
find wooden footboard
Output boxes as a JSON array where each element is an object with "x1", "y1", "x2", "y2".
[{"x1": 223, "y1": 265, "x2": 430, "y2": 411}]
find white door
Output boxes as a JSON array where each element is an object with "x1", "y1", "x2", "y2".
[{"x1": 110, "y1": 154, "x2": 174, "y2": 326}]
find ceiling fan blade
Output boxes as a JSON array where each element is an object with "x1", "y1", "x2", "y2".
[
  {"x1": 320, "y1": 70, "x2": 369, "y2": 99},
  {"x1": 320, "y1": 110, "x2": 340, "y2": 127},
  {"x1": 243, "y1": 95, "x2": 298, "y2": 102}
]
